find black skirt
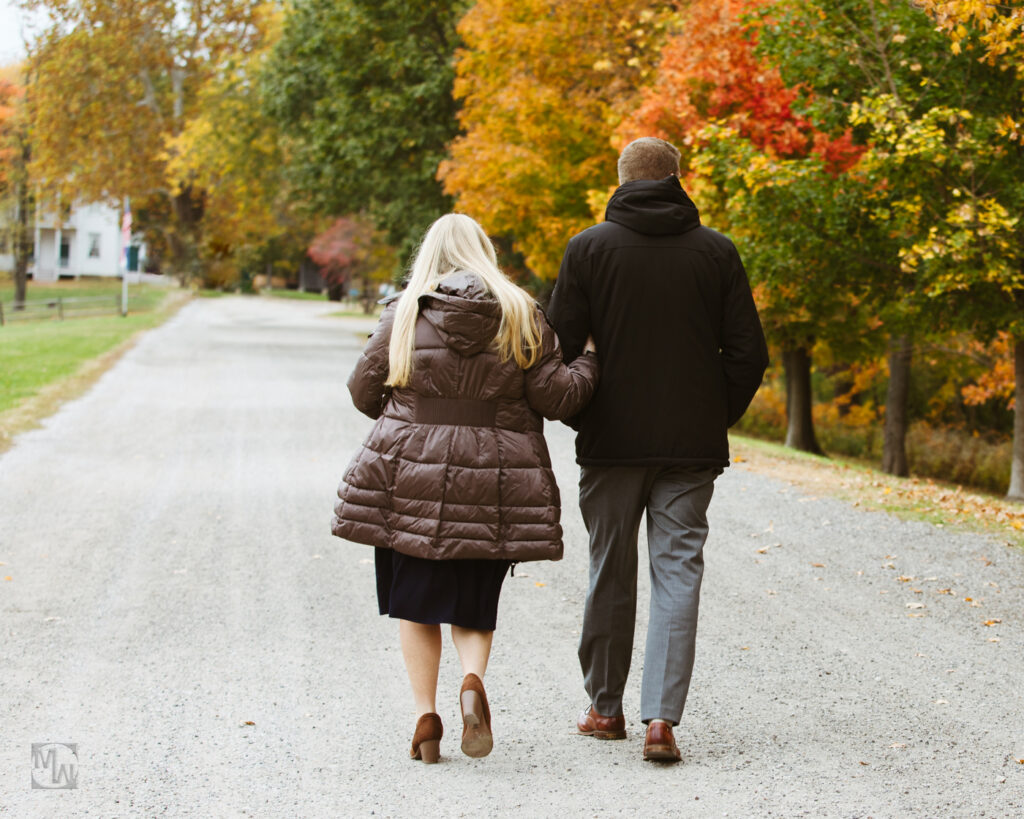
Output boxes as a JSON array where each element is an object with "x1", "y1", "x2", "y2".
[{"x1": 375, "y1": 547, "x2": 512, "y2": 631}]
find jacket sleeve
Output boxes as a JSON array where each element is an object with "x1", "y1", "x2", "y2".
[
  {"x1": 347, "y1": 302, "x2": 398, "y2": 419},
  {"x1": 720, "y1": 242, "x2": 769, "y2": 427},
  {"x1": 546, "y1": 237, "x2": 590, "y2": 363},
  {"x1": 523, "y1": 307, "x2": 599, "y2": 421}
]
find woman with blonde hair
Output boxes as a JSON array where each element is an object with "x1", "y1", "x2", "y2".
[{"x1": 332, "y1": 213, "x2": 597, "y2": 763}]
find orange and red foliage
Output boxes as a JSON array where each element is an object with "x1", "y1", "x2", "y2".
[
  {"x1": 0, "y1": 78, "x2": 23, "y2": 188},
  {"x1": 616, "y1": 0, "x2": 860, "y2": 173},
  {"x1": 308, "y1": 217, "x2": 371, "y2": 288},
  {"x1": 962, "y1": 332, "x2": 1016, "y2": 411}
]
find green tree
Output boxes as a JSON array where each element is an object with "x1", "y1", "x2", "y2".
[
  {"x1": 262, "y1": 0, "x2": 467, "y2": 268},
  {"x1": 22, "y1": 0, "x2": 264, "y2": 279},
  {"x1": 166, "y1": 4, "x2": 314, "y2": 290},
  {"x1": 757, "y1": 0, "x2": 1024, "y2": 495}
]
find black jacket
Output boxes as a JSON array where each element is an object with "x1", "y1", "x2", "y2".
[{"x1": 547, "y1": 175, "x2": 768, "y2": 468}]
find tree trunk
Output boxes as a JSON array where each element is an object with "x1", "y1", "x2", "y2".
[
  {"x1": 881, "y1": 334, "x2": 912, "y2": 477},
  {"x1": 783, "y1": 346, "x2": 823, "y2": 454},
  {"x1": 1008, "y1": 337, "x2": 1024, "y2": 501}
]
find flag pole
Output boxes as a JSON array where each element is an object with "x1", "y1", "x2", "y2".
[{"x1": 120, "y1": 196, "x2": 130, "y2": 316}]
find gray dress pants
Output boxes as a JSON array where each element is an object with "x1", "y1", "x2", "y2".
[{"x1": 578, "y1": 465, "x2": 718, "y2": 725}]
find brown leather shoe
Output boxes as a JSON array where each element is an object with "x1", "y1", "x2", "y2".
[
  {"x1": 410, "y1": 712, "x2": 443, "y2": 763},
  {"x1": 460, "y1": 673, "x2": 493, "y2": 758},
  {"x1": 577, "y1": 704, "x2": 627, "y2": 740},
  {"x1": 643, "y1": 720, "x2": 681, "y2": 762}
]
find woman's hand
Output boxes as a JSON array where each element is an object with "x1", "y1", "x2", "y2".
[{"x1": 584, "y1": 335, "x2": 597, "y2": 354}]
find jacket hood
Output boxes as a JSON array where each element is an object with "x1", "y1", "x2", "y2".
[
  {"x1": 604, "y1": 175, "x2": 701, "y2": 236},
  {"x1": 419, "y1": 271, "x2": 501, "y2": 356}
]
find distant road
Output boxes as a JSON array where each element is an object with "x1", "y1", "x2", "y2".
[{"x1": 1, "y1": 295, "x2": 1022, "y2": 817}]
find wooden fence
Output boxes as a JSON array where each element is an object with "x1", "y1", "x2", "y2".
[{"x1": 0, "y1": 295, "x2": 123, "y2": 326}]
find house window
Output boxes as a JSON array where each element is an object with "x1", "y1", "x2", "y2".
[
  {"x1": 88, "y1": 233, "x2": 101, "y2": 258},
  {"x1": 59, "y1": 236, "x2": 70, "y2": 268}
]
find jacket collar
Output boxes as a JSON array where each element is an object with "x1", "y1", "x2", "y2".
[{"x1": 605, "y1": 175, "x2": 701, "y2": 236}]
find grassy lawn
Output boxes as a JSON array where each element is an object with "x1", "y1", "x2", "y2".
[
  {"x1": 730, "y1": 433, "x2": 1024, "y2": 550},
  {"x1": 260, "y1": 288, "x2": 328, "y2": 301},
  {"x1": 0, "y1": 279, "x2": 188, "y2": 446},
  {"x1": 1, "y1": 277, "x2": 169, "y2": 313}
]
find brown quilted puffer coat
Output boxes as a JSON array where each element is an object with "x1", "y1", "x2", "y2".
[{"x1": 332, "y1": 272, "x2": 598, "y2": 562}]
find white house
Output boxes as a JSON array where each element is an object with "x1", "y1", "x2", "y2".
[{"x1": 0, "y1": 200, "x2": 146, "y2": 281}]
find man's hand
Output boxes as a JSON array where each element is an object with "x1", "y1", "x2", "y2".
[{"x1": 584, "y1": 335, "x2": 597, "y2": 354}]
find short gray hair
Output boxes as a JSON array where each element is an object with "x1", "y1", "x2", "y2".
[{"x1": 617, "y1": 137, "x2": 681, "y2": 184}]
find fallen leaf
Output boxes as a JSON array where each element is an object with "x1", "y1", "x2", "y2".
[
  {"x1": 740, "y1": 646, "x2": 750, "y2": 651},
  {"x1": 964, "y1": 597, "x2": 973, "y2": 602},
  {"x1": 906, "y1": 603, "x2": 925, "y2": 609},
  {"x1": 3, "y1": 576, "x2": 10, "y2": 581},
  {"x1": 241, "y1": 720, "x2": 255, "y2": 726},
  {"x1": 987, "y1": 637, "x2": 1000, "y2": 643},
  {"x1": 859, "y1": 760, "x2": 869, "y2": 765},
  {"x1": 912, "y1": 588, "x2": 923, "y2": 594},
  {"x1": 983, "y1": 619, "x2": 1002, "y2": 627},
  {"x1": 897, "y1": 576, "x2": 914, "y2": 583},
  {"x1": 733, "y1": 456, "x2": 746, "y2": 463},
  {"x1": 936, "y1": 588, "x2": 952, "y2": 595},
  {"x1": 907, "y1": 613, "x2": 925, "y2": 618},
  {"x1": 933, "y1": 699, "x2": 949, "y2": 705},
  {"x1": 535, "y1": 582, "x2": 546, "y2": 587},
  {"x1": 756, "y1": 547, "x2": 770, "y2": 554},
  {"x1": 1016, "y1": 759, "x2": 1024, "y2": 765},
  {"x1": 811, "y1": 562, "x2": 825, "y2": 568},
  {"x1": 890, "y1": 743, "x2": 907, "y2": 749}
]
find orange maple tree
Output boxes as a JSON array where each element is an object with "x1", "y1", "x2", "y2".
[
  {"x1": 616, "y1": 0, "x2": 859, "y2": 172},
  {"x1": 440, "y1": 0, "x2": 680, "y2": 282}
]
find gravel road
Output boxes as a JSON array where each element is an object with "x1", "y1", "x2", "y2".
[{"x1": 1, "y1": 295, "x2": 1022, "y2": 818}]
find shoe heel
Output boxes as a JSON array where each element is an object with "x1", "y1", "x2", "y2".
[
  {"x1": 461, "y1": 690, "x2": 481, "y2": 725},
  {"x1": 418, "y1": 739, "x2": 440, "y2": 764},
  {"x1": 460, "y1": 690, "x2": 493, "y2": 758}
]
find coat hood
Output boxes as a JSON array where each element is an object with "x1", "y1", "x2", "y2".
[
  {"x1": 419, "y1": 271, "x2": 501, "y2": 356},
  {"x1": 604, "y1": 175, "x2": 701, "y2": 236}
]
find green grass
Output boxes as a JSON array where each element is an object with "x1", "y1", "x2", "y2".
[
  {"x1": 729, "y1": 433, "x2": 1024, "y2": 550},
  {"x1": 1, "y1": 277, "x2": 169, "y2": 313},
  {"x1": 0, "y1": 281, "x2": 180, "y2": 415},
  {"x1": 260, "y1": 288, "x2": 328, "y2": 301},
  {"x1": 326, "y1": 307, "x2": 383, "y2": 319}
]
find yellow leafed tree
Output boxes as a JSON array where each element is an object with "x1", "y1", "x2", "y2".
[{"x1": 439, "y1": 0, "x2": 680, "y2": 282}]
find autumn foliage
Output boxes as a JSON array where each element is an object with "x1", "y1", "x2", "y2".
[
  {"x1": 0, "y1": 79, "x2": 22, "y2": 190},
  {"x1": 616, "y1": 0, "x2": 860, "y2": 172},
  {"x1": 440, "y1": 0, "x2": 680, "y2": 280}
]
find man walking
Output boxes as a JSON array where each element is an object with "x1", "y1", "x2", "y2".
[{"x1": 547, "y1": 137, "x2": 768, "y2": 762}]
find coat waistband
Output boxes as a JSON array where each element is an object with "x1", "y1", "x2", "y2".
[{"x1": 413, "y1": 397, "x2": 498, "y2": 427}]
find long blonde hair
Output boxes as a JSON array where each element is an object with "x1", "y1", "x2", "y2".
[{"x1": 385, "y1": 214, "x2": 541, "y2": 387}]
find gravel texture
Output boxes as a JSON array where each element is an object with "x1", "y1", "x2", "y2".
[{"x1": 1, "y1": 295, "x2": 1022, "y2": 818}]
